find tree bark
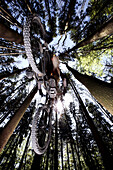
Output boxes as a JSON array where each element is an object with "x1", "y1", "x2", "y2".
[
  {"x1": 0, "y1": 52, "x2": 25, "y2": 56},
  {"x1": 24, "y1": 0, "x2": 33, "y2": 14},
  {"x1": 61, "y1": 16, "x2": 113, "y2": 55},
  {"x1": 63, "y1": 0, "x2": 76, "y2": 30},
  {"x1": 66, "y1": 64, "x2": 113, "y2": 115},
  {"x1": 18, "y1": 131, "x2": 31, "y2": 170},
  {"x1": 70, "y1": 140, "x2": 76, "y2": 170},
  {"x1": 0, "y1": 23, "x2": 23, "y2": 44},
  {"x1": 69, "y1": 78, "x2": 113, "y2": 169},
  {"x1": 72, "y1": 112, "x2": 84, "y2": 170},
  {"x1": 61, "y1": 136, "x2": 64, "y2": 170},
  {"x1": 0, "y1": 6, "x2": 22, "y2": 28},
  {"x1": 31, "y1": 154, "x2": 42, "y2": 169},
  {"x1": 0, "y1": 67, "x2": 27, "y2": 80},
  {"x1": 0, "y1": 86, "x2": 38, "y2": 153},
  {"x1": 45, "y1": 145, "x2": 50, "y2": 170},
  {"x1": 66, "y1": 142, "x2": 70, "y2": 170},
  {"x1": 54, "y1": 111, "x2": 58, "y2": 170},
  {"x1": 44, "y1": 0, "x2": 51, "y2": 21}
]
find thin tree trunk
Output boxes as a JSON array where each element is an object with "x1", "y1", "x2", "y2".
[
  {"x1": 0, "y1": 67, "x2": 27, "y2": 80},
  {"x1": 54, "y1": 111, "x2": 58, "y2": 170},
  {"x1": 2, "y1": 134, "x2": 20, "y2": 169},
  {"x1": 0, "y1": 134, "x2": 15, "y2": 161},
  {"x1": 45, "y1": 145, "x2": 50, "y2": 170},
  {"x1": 0, "y1": 77, "x2": 33, "y2": 107},
  {"x1": 64, "y1": 0, "x2": 76, "y2": 29},
  {"x1": 0, "y1": 86, "x2": 38, "y2": 153},
  {"x1": 44, "y1": 0, "x2": 51, "y2": 22},
  {"x1": 61, "y1": 15, "x2": 113, "y2": 54},
  {"x1": 0, "y1": 95, "x2": 23, "y2": 124},
  {"x1": 70, "y1": 140, "x2": 76, "y2": 170},
  {"x1": 66, "y1": 64, "x2": 113, "y2": 115},
  {"x1": 31, "y1": 153, "x2": 42, "y2": 169},
  {"x1": 69, "y1": 78, "x2": 113, "y2": 169},
  {"x1": 6, "y1": 141, "x2": 18, "y2": 170},
  {"x1": 51, "y1": 134, "x2": 54, "y2": 170},
  {"x1": 0, "y1": 46, "x2": 25, "y2": 51},
  {"x1": 64, "y1": 110, "x2": 77, "y2": 169},
  {"x1": 18, "y1": 131, "x2": 31, "y2": 170},
  {"x1": 61, "y1": 136, "x2": 64, "y2": 170},
  {"x1": 0, "y1": 52, "x2": 25, "y2": 56},
  {"x1": 0, "y1": 23, "x2": 23, "y2": 44},
  {"x1": 24, "y1": 0, "x2": 33, "y2": 14},
  {"x1": 0, "y1": 6, "x2": 22, "y2": 28},
  {"x1": 73, "y1": 114, "x2": 83, "y2": 170},
  {"x1": 66, "y1": 142, "x2": 70, "y2": 170}
]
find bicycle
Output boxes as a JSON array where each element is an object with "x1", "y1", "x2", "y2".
[{"x1": 23, "y1": 14, "x2": 66, "y2": 154}]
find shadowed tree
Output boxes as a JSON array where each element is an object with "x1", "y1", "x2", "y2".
[
  {"x1": 61, "y1": 15, "x2": 113, "y2": 55},
  {"x1": 0, "y1": 0, "x2": 113, "y2": 169},
  {"x1": 18, "y1": 130, "x2": 31, "y2": 170},
  {"x1": 66, "y1": 64, "x2": 113, "y2": 116},
  {"x1": 68, "y1": 77, "x2": 113, "y2": 169},
  {"x1": 0, "y1": 23, "x2": 23, "y2": 44},
  {"x1": 0, "y1": 86, "x2": 38, "y2": 153},
  {"x1": 0, "y1": 67, "x2": 27, "y2": 80}
]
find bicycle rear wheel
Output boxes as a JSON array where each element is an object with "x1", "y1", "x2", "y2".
[{"x1": 32, "y1": 107, "x2": 52, "y2": 155}]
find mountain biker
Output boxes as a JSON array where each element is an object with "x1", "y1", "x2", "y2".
[{"x1": 39, "y1": 53, "x2": 67, "y2": 97}]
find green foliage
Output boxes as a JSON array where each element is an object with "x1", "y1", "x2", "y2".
[
  {"x1": 75, "y1": 49, "x2": 104, "y2": 76},
  {"x1": 1, "y1": 0, "x2": 113, "y2": 169}
]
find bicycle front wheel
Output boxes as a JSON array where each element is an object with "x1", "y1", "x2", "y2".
[
  {"x1": 23, "y1": 15, "x2": 49, "y2": 76},
  {"x1": 32, "y1": 107, "x2": 52, "y2": 155}
]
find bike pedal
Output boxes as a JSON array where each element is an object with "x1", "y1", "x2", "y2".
[{"x1": 49, "y1": 88, "x2": 57, "y2": 98}]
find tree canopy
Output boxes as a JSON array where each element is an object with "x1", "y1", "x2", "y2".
[{"x1": 0, "y1": 0, "x2": 113, "y2": 169}]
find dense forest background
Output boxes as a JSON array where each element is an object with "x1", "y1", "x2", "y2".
[{"x1": 0, "y1": 0, "x2": 113, "y2": 169}]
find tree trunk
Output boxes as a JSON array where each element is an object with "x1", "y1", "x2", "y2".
[
  {"x1": 72, "y1": 112, "x2": 84, "y2": 170},
  {"x1": 31, "y1": 154, "x2": 42, "y2": 169},
  {"x1": 44, "y1": 0, "x2": 51, "y2": 21},
  {"x1": 2, "y1": 134, "x2": 20, "y2": 169},
  {"x1": 45, "y1": 145, "x2": 50, "y2": 170},
  {"x1": 0, "y1": 23, "x2": 23, "y2": 44},
  {"x1": 0, "y1": 86, "x2": 38, "y2": 153},
  {"x1": 0, "y1": 67, "x2": 27, "y2": 80},
  {"x1": 69, "y1": 78, "x2": 113, "y2": 169},
  {"x1": 18, "y1": 131, "x2": 31, "y2": 170},
  {"x1": 24, "y1": 0, "x2": 33, "y2": 14},
  {"x1": 0, "y1": 52, "x2": 25, "y2": 56},
  {"x1": 61, "y1": 16, "x2": 113, "y2": 55},
  {"x1": 0, "y1": 134, "x2": 15, "y2": 161},
  {"x1": 66, "y1": 142, "x2": 70, "y2": 170},
  {"x1": 61, "y1": 136, "x2": 64, "y2": 170},
  {"x1": 54, "y1": 111, "x2": 58, "y2": 170},
  {"x1": 51, "y1": 135, "x2": 54, "y2": 170},
  {"x1": 65, "y1": 0, "x2": 76, "y2": 27},
  {"x1": 64, "y1": 111, "x2": 77, "y2": 169},
  {"x1": 70, "y1": 140, "x2": 76, "y2": 170},
  {"x1": 0, "y1": 77, "x2": 33, "y2": 109},
  {"x1": 0, "y1": 6, "x2": 22, "y2": 28},
  {"x1": 66, "y1": 64, "x2": 113, "y2": 115},
  {"x1": 6, "y1": 142, "x2": 17, "y2": 170},
  {"x1": 0, "y1": 95, "x2": 23, "y2": 124}
]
